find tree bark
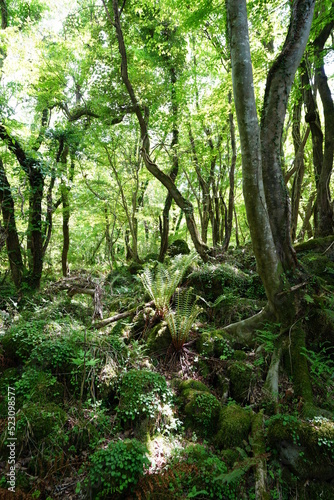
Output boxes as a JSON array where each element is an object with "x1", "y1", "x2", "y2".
[
  {"x1": 291, "y1": 96, "x2": 305, "y2": 241},
  {"x1": 227, "y1": 0, "x2": 315, "y2": 317},
  {"x1": 159, "y1": 67, "x2": 179, "y2": 262},
  {"x1": 260, "y1": 0, "x2": 315, "y2": 272},
  {"x1": 223, "y1": 92, "x2": 236, "y2": 250},
  {"x1": 0, "y1": 159, "x2": 24, "y2": 287}
]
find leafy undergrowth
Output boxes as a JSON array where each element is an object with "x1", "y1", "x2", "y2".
[{"x1": 0, "y1": 249, "x2": 334, "y2": 499}]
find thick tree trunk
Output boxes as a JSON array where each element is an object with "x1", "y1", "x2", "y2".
[
  {"x1": 0, "y1": 159, "x2": 24, "y2": 287},
  {"x1": 260, "y1": 0, "x2": 315, "y2": 272},
  {"x1": 226, "y1": 0, "x2": 283, "y2": 312}
]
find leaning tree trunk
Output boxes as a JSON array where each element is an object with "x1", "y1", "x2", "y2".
[
  {"x1": 0, "y1": 159, "x2": 24, "y2": 288},
  {"x1": 159, "y1": 67, "x2": 179, "y2": 262},
  {"x1": 109, "y1": 0, "x2": 209, "y2": 262}
]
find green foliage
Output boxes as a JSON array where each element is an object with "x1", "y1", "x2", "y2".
[
  {"x1": 184, "y1": 392, "x2": 221, "y2": 438},
  {"x1": 165, "y1": 287, "x2": 202, "y2": 350},
  {"x1": 87, "y1": 439, "x2": 150, "y2": 499},
  {"x1": 15, "y1": 367, "x2": 62, "y2": 404},
  {"x1": 140, "y1": 253, "x2": 196, "y2": 315},
  {"x1": 1, "y1": 319, "x2": 46, "y2": 361}
]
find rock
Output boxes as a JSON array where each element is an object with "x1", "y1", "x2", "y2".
[
  {"x1": 228, "y1": 361, "x2": 254, "y2": 403},
  {"x1": 215, "y1": 403, "x2": 252, "y2": 449},
  {"x1": 146, "y1": 323, "x2": 171, "y2": 355},
  {"x1": 267, "y1": 415, "x2": 334, "y2": 481},
  {"x1": 196, "y1": 330, "x2": 234, "y2": 358}
]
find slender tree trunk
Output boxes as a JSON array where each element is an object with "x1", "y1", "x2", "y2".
[
  {"x1": 314, "y1": 20, "x2": 334, "y2": 236},
  {"x1": 60, "y1": 146, "x2": 71, "y2": 277},
  {"x1": 223, "y1": 92, "x2": 236, "y2": 250},
  {"x1": 159, "y1": 67, "x2": 179, "y2": 262},
  {"x1": 291, "y1": 96, "x2": 305, "y2": 241},
  {"x1": 109, "y1": 0, "x2": 209, "y2": 262},
  {"x1": 27, "y1": 170, "x2": 44, "y2": 289},
  {"x1": 0, "y1": 159, "x2": 24, "y2": 287}
]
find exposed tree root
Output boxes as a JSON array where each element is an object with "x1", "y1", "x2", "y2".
[
  {"x1": 263, "y1": 345, "x2": 282, "y2": 408},
  {"x1": 251, "y1": 411, "x2": 270, "y2": 500},
  {"x1": 222, "y1": 305, "x2": 275, "y2": 346}
]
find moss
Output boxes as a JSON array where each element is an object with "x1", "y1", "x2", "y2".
[
  {"x1": 184, "y1": 391, "x2": 221, "y2": 438},
  {"x1": 179, "y1": 379, "x2": 211, "y2": 396},
  {"x1": 233, "y1": 350, "x2": 247, "y2": 361},
  {"x1": 196, "y1": 330, "x2": 234, "y2": 358},
  {"x1": 228, "y1": 361, "x2": 254, "y2": 403},
  {"x1": 215, "y1": 404, "x2": 252, "y2": 449},
  {"x1": 220, "y1": 448, "x2": 240, "y2": 467},
  {"x1": 294, "y1": 235, "x2": 334, "y2": 253},
  {"x1": 1, "y1": 319, "x2": 46, "y2": 362},
  {"x1": 116, "y1": 370, "x2": 173, "y2": 437},
  {"x1": 146, "y1": 323, "x2": 171, "y2": 354},
  {"x1": 267, "y1": 416, "x2": 334, "y2": 481},
  {"x1": 289, "y1": 326, "x2": 313, "y2": 411}
]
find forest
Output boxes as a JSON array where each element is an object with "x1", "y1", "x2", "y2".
[{"x1": 0, "y1": 0, "x2": 334, "y2": 498}]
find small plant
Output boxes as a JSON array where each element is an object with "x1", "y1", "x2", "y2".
[
  {"x1": 140, "y1": 253, "x2": 195, "y2": 316},
  {"x1": 165, "y1": 288, "x2": 202, "y2": 351},
  {"x1": 87, "y1": 439, "x2": 150, "y2": 498}
]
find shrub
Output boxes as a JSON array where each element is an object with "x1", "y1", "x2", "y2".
[{"x1": 87, "y1": 439, "x2": 150, "y2": 499}]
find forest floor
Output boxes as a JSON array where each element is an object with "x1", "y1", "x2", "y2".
[{"x1": 0, "y1": 239, "x2": 334, "y2": 499}]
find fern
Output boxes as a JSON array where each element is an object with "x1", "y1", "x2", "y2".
[
  {"x1": 165, "y1": 288, "x2": 202, "y2": 351},
  {"x1": 140, "y1": 253, "x2": 196, "y2": 316}
]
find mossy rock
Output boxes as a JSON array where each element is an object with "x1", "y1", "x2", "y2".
[
  {"x1": 215, "y1": 404, "x2": 252, "y2": 449},
  {"x1": 267, "y1": 415, "x2": 334, "y2": 481},
  {"x1": 295, "y1": 235, "x2": 334, "y2": 255},
  {"x1": 298, "y1": 480, "x2": 334, "y2": 500},
  {"x1": 228, "y1": 361, "x2": 254, "y2": 403},
  {"x1": 167, "y1": 239, "x2": 190, "y2": 257},
  {"x1": 146, "y1": 323, "x2": 171, "y2": 354},
  {"x1": 184, "y1": 391, "x2": 221, "y2": 437},
  {"x1": 196, "y1": 330, "x2": 234, "y2": 358},
  {"x1": 116, "y1": 370, "x2": 172, "y2": 437},
  {"x1": 179, "y1": 379, "x2": 211, "y2": 398},
  {"x1": 233, "y1": 350, "x2": 247, "y2": 361}
]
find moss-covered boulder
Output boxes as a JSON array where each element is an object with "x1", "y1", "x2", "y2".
[
  {"x1": 215, "y1": 404, "x2": 252, "y2": 449},
  {"x1": 196, "y1": 330, "x2": 234, "y2": 358},
  {"x1": 146, "y1": 323, "x2": 171, "y2": 355},
  {"x1": 168, "y1": 239, "x2": 190, "y2": 257},
  {"x1": 116, "y1": 370, "x2": 174, "y2": 437},
  {"x1": 267, "y1": 415, "x2": 334, "y2": 481},
  {"x1": 228, "y1": 361, "x2": 254, "y2": 403},
  {"x1": 15, "y1": 368, "x2": 64, "y2": 405},
  {"x1": 178, "y1": 380, "x2": 221, "y2": 438}
]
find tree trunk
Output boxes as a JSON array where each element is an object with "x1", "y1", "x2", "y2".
[
  {"x1": 291, "y1": 96, "x2": 305, "y2": 241},
  {"x1": 227, "y1": 0, "x2": 315, "y2": 316},
  {"x1": 159, "y1": 67, "x2": 179, "y2": 262},
  {"x1": 314, "y1": 20, "x2": 334, "y2": 236},
  {"x1": 223, "y1": 92, "x2": 236, "y2": 250},
  {"x1": 61, "y1": 146, "x2": 71, "y2": 277},
  {"x1": 0, "y1": 159, "x2": 24, "y2": 288},
  {"x1": 260, "y1": 0, "x2": 315, "y2": 272}
]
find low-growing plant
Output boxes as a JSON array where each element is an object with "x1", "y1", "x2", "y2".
[
  {"x1": 165, "y1": 288, "x2": 202, "y2": 351},
  {"x1": 87, "y1": 439, "x2": 150, "y2": 498},
  {"x1": 140, "y1": 253, "x2": 195, "y2": 316}
]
